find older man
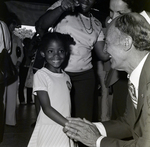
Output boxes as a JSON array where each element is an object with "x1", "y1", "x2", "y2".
[{"x1": 64, "y1": 12, "x2": 150, "y2": 147}]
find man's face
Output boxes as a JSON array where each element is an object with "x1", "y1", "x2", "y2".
[
  {"x1": 105, "y1": 24, "x2": 127, "y2": 71},
  {"x1": 109, "y1": 0, "x2": 131, "y2": 20}
]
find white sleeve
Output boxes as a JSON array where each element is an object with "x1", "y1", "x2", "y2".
[
  {"x1": 33, "y1": 70, "x2": 48, "y2": 95},
  {"x1": 93, "y1": 122, "x2": 107, "y2": 147},
  {"x1": 140, "y1": 11, "x2": 150, "y2": 24},
  {"x1": 96, "y1": 136, "x2": 105, "y2": 147},
  {"x1": 93, "y1": 122, "x2": 107, "y2": 136}
]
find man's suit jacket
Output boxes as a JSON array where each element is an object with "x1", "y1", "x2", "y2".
[{"x1": 101, "y1": 53, "x2": 150, "y2": 147}]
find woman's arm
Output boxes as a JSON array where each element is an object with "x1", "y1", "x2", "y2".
[
  {"x1": 35, "y1": 6, "x2": 64, "y2": 37},
  {"x1": 94, "y1": 41, "x2": 110, "y2": 62},
  {"x1": 37, "y1": 90, "x2": 68, "y2": 127},
  {"x1": 35, "y1": 0, "x2": 76, "y2": 37}
]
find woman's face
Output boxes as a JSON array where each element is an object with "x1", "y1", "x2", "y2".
[
  {"x1": 109, "y1": 0, "x2": 131, "y2": 20},
  {"x1": 78, "y1": 0, "x2": 96, "y2": 15}
]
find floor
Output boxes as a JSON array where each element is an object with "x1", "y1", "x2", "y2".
[
  {"x1": 0, "y1": 104, "x2": 36, "y2": 147},
  {"x1": 0, "y1": 89, "x2": 111, "y2": 147}
]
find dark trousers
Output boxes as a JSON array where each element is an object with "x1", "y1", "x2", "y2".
[
  {"x1": 67, "y1": 69, "x2": 97, "y2": 147},
  {"x1": 0, "y1": 84, "x2": 5, "y2": 143},
  {"x1": 66, "y1": 69, "x2": 97, "y2": 121}
]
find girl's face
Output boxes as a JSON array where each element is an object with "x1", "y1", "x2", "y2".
[{"x1": 41, "y1": 39, "x2": 66, "y2": 73}]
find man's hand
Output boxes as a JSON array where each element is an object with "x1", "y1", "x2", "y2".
[{"x1": 64, "y1": 118, "x2": 101, "y2": 147}]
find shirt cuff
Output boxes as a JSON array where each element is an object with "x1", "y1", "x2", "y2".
[
  {"x1": 93, "y1": 122, "x2": 107, "y2": 136},
  {"x1": 96, "y1": 136, "x2": 105, "y2": 147}
]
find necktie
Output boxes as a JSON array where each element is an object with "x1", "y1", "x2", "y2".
[{"x1": 128, "y1": 80, "x2": 137, "y2": 109}]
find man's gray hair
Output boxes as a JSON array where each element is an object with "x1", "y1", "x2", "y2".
[{"x1": 115, "y1": 12, "x2": 150, "y2": 51}]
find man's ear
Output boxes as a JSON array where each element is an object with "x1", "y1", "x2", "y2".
[
  {"x1": 40, "y1": 51, "x2": 45, "y2": 57},
  {"x1": 124, "y1": 36, "x2": 132, "y2": 51}
]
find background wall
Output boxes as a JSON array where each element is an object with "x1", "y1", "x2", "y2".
[{"x1": 1, "y1": 0, "x2": 110, "y2": 26}]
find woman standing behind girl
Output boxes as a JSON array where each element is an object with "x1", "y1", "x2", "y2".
[{"x1": 28, "y1": 32, "x2": 76, "y2": 147}]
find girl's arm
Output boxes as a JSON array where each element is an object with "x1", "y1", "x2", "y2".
[{"x1": 36, "y1": 90, "x2": 68, "y2": 127}]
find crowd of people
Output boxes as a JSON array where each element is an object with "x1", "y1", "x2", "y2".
[
  {"x1": 0, "y1": 1, "x2": 34, "y2": 143},
  {"x1": 0, "y1": 0, "x2": 150, "y2": 147}
]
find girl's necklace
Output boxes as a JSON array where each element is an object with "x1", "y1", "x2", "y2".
[{"x1": 79, "y1": 13, "x2": 93, "y2": 34}]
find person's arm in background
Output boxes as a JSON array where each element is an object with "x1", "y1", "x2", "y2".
[
  {"x1": 94, "y1": 41, "x2": 110, "y2": 62},
  {"x1": 93, "y1": 21, "x2": 110, "y2": 62},
  {"x1": 35, "y1": 0, "x2": 76, "y2": 37},
  {"x1": 0, "y1": 21, "x2": 11, "y2": 53}
]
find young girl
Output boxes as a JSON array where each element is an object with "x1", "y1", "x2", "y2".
[{"x1": 28, "y1": 32, "x2": 76, "y2": 147}]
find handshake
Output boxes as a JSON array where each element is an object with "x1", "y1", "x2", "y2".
[{"x1": 63, "y1": 117, "x2": 101, "y2": 147}]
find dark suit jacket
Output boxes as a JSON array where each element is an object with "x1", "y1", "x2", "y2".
[{"x1": 101, "y1": 53, "x2": 150, "y2": 147}]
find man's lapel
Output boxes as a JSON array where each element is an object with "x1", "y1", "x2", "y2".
[{"x1": 135, "y1": 54, "x2": 150, "y2": 120}]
